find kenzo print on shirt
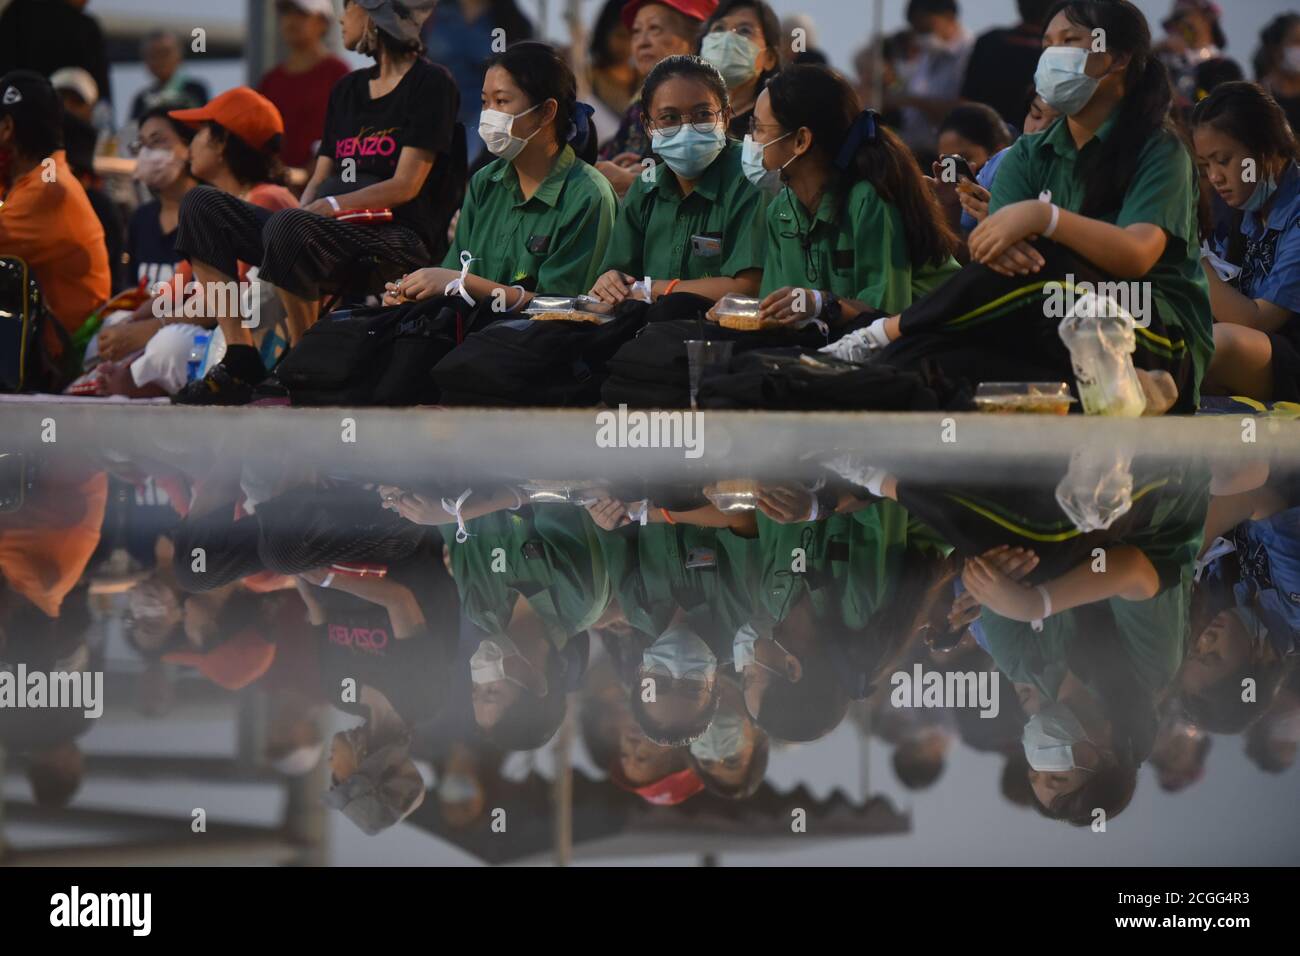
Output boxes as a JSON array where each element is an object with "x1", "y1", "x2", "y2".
[{"x1": 335, "y1": 126, "x2": 400, "y2": 163}]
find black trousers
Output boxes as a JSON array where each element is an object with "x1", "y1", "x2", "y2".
[
  {"x1": 881, "y1": 239, "x2": 1197, "y2": 413},
  {"x1": 173, "y1": 186, "x2": 430, "y2": 302}
]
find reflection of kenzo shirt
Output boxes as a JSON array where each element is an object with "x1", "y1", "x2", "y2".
[{"x1": 317, "y1": 58, "x2": 462, "y2": 256}]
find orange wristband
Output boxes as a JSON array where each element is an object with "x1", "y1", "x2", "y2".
[
  {"x1": 661, "y1": 508, "x2": 676, "y2": 524},
  {"x1": 664, "y1": 278, "x2": 681, "y2": 296}
]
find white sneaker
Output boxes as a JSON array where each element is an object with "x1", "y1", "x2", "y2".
[{"x1": 819, "y1": 328, "x2": 879, "y2": 364}]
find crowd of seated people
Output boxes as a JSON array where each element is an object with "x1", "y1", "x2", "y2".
[{"x1": 1, "y1": 0, "x2": 1299, "y2": 414}]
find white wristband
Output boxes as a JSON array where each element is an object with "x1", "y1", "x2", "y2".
[
  {"x1": 809, "y1": 289, "x2": 824, "y2": 318},
  {"x1": 1042, "y1": 202, "x2": 1060, "y2": 239},
  {"x1": 1031, "y1": 584, "x2": 1051, "y2": 632},
  {"x1": 320, "y1": 571, "x2": 335, "y2": 589},
  {"x1": 325, "y1": 195, "x2": 341, "y2": 213}
]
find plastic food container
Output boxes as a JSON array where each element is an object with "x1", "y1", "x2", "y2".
[
  {"x1": 711, "y1": 294, "x2": 773, "y2": 332},
  {"x1": 703, "y1": 479, "x2": 760, "y2": 512},
  {"x1": 525, "y1": 296, "x2": 613, "y2": 324},
  {"x1": 974, "y1": 382, "x2": 1076, "y2": 415}
]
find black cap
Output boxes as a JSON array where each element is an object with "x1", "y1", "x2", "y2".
[{"x1": 0, "y1": 70, "x2": 64, "y2": 156}]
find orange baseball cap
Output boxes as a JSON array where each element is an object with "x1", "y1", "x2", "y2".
[
  {"x1": 621, "y1": 0, "x2": 717, "y2": 30},
  {"x1": 170, "y1": 87, "x2": 284, "y2": 150},
  {"x1": 163, "y1": 628, "x2": 276, "y2": 691}
]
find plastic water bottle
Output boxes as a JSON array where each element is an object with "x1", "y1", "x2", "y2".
[
  {"x1": 1055, "y1": 445, "x2": 1135, "y2": 533},
  {"x1": 186, "y1": 331, "x2": 211, "y2": 383},
  {"x1": 1057, "y1": 291, "x2": 1147, "y2": 417}
]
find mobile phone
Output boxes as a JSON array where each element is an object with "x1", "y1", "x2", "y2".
[{"x1": 939, "y1": 153, "x2": 976, "y2": 184}]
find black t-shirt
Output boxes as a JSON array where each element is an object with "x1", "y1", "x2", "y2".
[
  {"x1": 315, "y1": 531, "x2": 457, "y2": 727},
  {"x1": 125, "y1": 200, "x2": 181, "y2": 290},
  {"x1": 317, "y1": 58, "x2": 465, "y2": 259},
  {"x1": 959, "y1": 24, "x2": 1044, "y2": 129}
]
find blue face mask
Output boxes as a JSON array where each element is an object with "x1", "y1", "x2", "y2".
[
  {"x1": 1241, "y1": 173, "x2": 1278, "y2": 213},
  {"x1": 701, "y1": 30, "x2": 761, "y2": 88},
  {"x1": 1035, "y1": 46, "x2": 1100, "y2": 116},
  {"x1": 651, "y1": 125, "x2": 728, "y2": 180}
]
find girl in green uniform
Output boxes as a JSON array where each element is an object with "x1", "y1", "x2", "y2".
[
  {"x1": 741, "y1": 63, "x2": 960, "y2": 329},
  {"x1": 588, "y1": 55, "x2": 767, "y2": 306},
  {"x1": 844, "y1": 0, "x2": 1212, "y2": 414},
  {"x1": 385, "y1": 42, "x2": 617, "y2": 306}
]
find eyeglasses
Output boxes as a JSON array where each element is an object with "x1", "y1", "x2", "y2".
[{"x1": 650, "y1": 108, "x2": 724, "y2": 138}]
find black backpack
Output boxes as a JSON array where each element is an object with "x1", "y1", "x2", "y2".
[
  {"x1": 0, "y1": 256, "x2": 72, "y2": 393},
  {"x1": 275, "y1": 295, "x2": 477, "y2": 406},
  {"x1": 695, "y1": 347, "x2": 962, "y2": 411},
  {"x1": 431, "y1": 303, "x2": 648, "y2": 407},
  {"x1": 601, "y1": 318, "x2": 828, "y2": 409}
]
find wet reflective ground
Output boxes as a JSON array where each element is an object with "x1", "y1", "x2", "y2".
[{"x1": 1, "y1": 404, "x2": 1297, "y2": 865}]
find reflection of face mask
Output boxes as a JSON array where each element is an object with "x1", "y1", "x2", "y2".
[
  {"x1": 651, "y1": 125, "x2": 727, "y2": 180},
  {"x1": 438, "y1": 772, "x2": 482, "y2": 803},
  {"x1": 733, "y1": 622, "x2": 760, "y2": 672},
  {"x1": 470, "y1": 634, "x2": 524, "y2": 685},
  {"x1": 1284, "y1": 46, "x2": 1300, "y2": 75},
  {"x1": 134, "y1": 146, "x2": 183, "y2": 190},
  {"x1": 1241, "y1": 172, "x2": 1278, "y2": 213},
  {"x1": 701, "y1": 31, "x2": 761, "y2": 88},
  {"x1": 741, "y1": 132, "x2": 791, "y2": 192},
  {"x1": 643, "y1": 625, "x2": 717, "y2": 681},
  {"x1": 690, "y1": 708, "x2": 747, "y2": 762},
  {"x1": 1022, "y1": 701, "x2": 1090, "y2": 772},
  {"x1": 1035, "y1": 46, "x2": 1100, "y2": 115},
  {"x1": 1268, "y1": 709, "x2": 1300, "y2": 745},
  {"x1": 479, "y1": 103, "x2": 542, "y2": 161}
]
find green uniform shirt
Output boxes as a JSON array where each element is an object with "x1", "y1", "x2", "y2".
[
  {"x1": 760, "y1": 177, "x2": 960, "y2": 310},
  {"x1": 989, "y1": 115, "x2": 1213, "y2": 404},
  {"x1": 981, "y1": 466, "x2": 1210, "y2": 700},
  {"x1": 601, "y1": 523, "x2": 760, "y2": 660},
  {"x1": 446, "y1": 505, "x2": 611, "y2": 649},
  {"x1": 441, "y1": 145, "x2": 617, "y2": 296},
  {"x1": 751, "y1": 500, "x2": 947, "y2": 630},
  {"x1": 598, "y1": 140, "x2": 766, "y2": 282}
]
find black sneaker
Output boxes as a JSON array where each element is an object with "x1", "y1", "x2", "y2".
[{"x1": 172, "y1": 364, "x2": 258, "y2": 406}]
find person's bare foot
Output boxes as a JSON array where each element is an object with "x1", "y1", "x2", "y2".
[{"x1": 1137, "y1": 369, "x2": 1178, "y2": 415}]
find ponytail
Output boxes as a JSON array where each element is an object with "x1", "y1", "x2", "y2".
[
  {"x1": 767, "y1": 64, "x2": 959, "y2": 268},
  {"x1": 1047, "y1": 1, "x2": 1180, "y2": 219}
]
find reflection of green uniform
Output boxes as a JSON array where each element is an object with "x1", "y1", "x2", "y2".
[
  {"x1": 981, "y1": 469, "x2": 1211, "y2": 700},
  {"x1": 752, "y1": 500, "x2": 949, "y2": 629},
  {"x1": 446, "y1": 505, "x2": 610, "y2": 649},
  {"x1": 600, "y1": 523, "x2": 760, "y2": 660},
  {"x1": 441, "y1": 145, "x2": 617, "y2": 295},
  {"x1": 760, "y1": 177, "x2": 960, "y2": 310}
]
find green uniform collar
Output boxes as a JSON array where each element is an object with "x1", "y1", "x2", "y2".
[
  {"x1": 489, "y1": 144, "x2": 577, "y2": 209},
  {"x1": 1038, "y1": 111, "x2": 1121, "y2": 159}
]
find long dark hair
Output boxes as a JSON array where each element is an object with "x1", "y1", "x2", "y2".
[
  {"x1": 488, "y1": 41, "x2": 598, "y2": 164},
  {"x1": 765, "y1": 64, "x2": 958, "y2": 268},
  {"x1": 1191, "y1": 81, "x2": 1300, "y2": 165},
  {"x1": 1044, "y1": 1, "x2": 1179, "y2": 219}
]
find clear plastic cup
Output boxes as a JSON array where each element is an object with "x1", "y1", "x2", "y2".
[
  {"x1": 685, "y1": 340, "x2": 734, "y2": 410},
  {"x1": 1058, "y1": 291, "x2": 1147, "y2": 417}
]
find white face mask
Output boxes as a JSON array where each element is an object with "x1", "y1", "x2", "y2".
[
  {"x1": 642, "y1": 625, "x2": 717, "y2": 681},
  {"x1": 689, "y1": 709, "x2": 748, "y2": 762},
  {"x1": 1035, "y1": 45, "x2": 1102, "y2": 116},
  {"x1": 134, "y1": 146, "x2": 184, "y2": 190},
  {"x1": 1022, "y1": 701, "x2": 1090, "y2": 772},
  {"x1": 478, "y1": 102, "x2": 542, "y2": 161},
  {"x1": 741, "y1": 132, "x2": 792, "y2": 193},
  {"x1": 470, "y1": 634, "x2": 523, "y2": 686}
]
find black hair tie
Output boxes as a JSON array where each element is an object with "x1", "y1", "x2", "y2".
[{"x1": 834, "y1": 108, "x2": 879, "y2": 172}]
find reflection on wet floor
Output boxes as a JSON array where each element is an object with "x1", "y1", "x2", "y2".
[{"x1": 1, "y1": 427, "x2": 1298, "y2": 865}]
